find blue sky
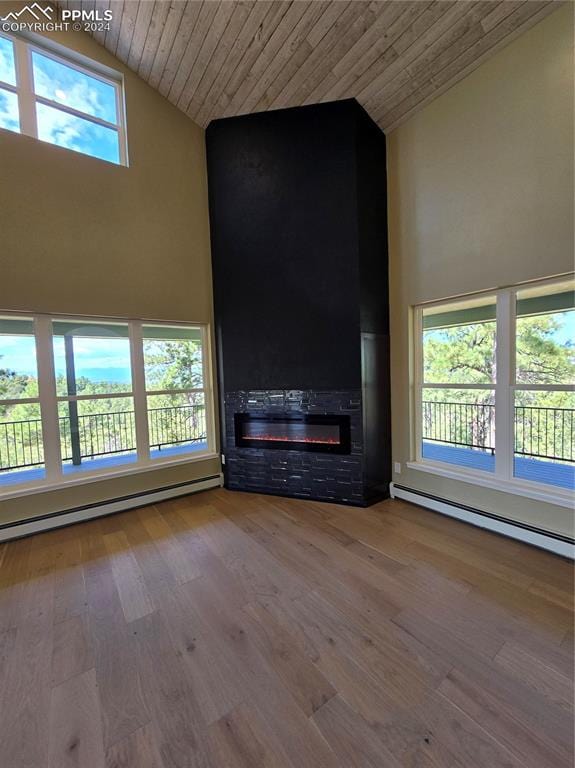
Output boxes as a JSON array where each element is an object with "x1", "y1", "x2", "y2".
[
  {"x1": 0, "y1": 35, "x2": 18, "y2": 132},
  {"x1": 0, "y1": 35, "x2": 16, "y2": 86},
  {"x1": 1, "y1": 336, "x2": 131, "y2": 384},
  {"x1": 0, "y1": 36, "x2": 119, "y2": 163},
  {"x1": 517, "y1": 311, "x2": 574, "y2": 346},
  {"x1": 53, "y1": 337, "x2": 132, "y2": 386},
  {"x1": 4, "y1": 313, "x2": 571, "y2": 387}
]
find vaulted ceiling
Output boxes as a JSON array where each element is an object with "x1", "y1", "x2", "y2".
[{"x1": 62, "y1": 0, "x2": 560, "y2": 132}]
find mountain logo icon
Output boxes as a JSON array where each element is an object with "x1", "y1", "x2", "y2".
[{"x1": 1, "y1": 3, "x2": 54, "y2": 21}]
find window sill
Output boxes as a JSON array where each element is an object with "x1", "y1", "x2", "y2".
[
  {"x1": 406, "y1": 460, "x2": 574, "y2": 509},
  {"x1": 0, "y1": 451, "x2": 220, "y2": 502}
]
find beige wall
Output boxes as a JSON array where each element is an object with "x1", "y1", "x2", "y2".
[
  {"x1": 388, "y1": 5, "x2": 574, "y2": 537},
  {"x1": 0, "y1": 13, "x2": 220, "y2": 524}
]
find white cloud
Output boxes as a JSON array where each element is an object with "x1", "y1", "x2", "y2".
[
  {"x1": 0, "y1": 39, "x2": 15, "y2": 85},
  {"x1": 0, "y1": 87, "x2": 19, "y2": 132},
  {"x1": 33, "y1": 53, "x2": 115, "y2": 122}
]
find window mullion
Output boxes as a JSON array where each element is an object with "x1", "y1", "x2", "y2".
[
  {"x1": 115, "y1": 80, "x2": 128, "y2": 166},
  {"x1": 421, "y1": 382, "x2": 494, "y2": 390},
  {"x1": 129, "y1": 321, "x2": 150, "y2": 463},
  {"x1": 495, "y1": 290, "x2": 514, "y2": 480},
  {"x1": 57, "y1": 391, "x2": 133, "y2": 402},
  {"x1": 35, "y1": 315, "x2": 62, "y2": 482},
  {"x1": 13, "y1": 37, "x2": 37, "y2": 138},
  {"x1": 140, "y1": 387, "x2": 205, "y2": 397},
  {"x1": 514, "y1": 383, "x2": 575, "y2": 392},
  {"x1": 34, "y1": 95, "x2": 119, "y2": 129},
  {"x1": 0, "y1": 80, "x2": 17, "y2": 93}
]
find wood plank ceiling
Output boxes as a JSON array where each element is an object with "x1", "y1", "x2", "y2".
[{"x1": 62, "y1": 0, "x2": 561, "y2": 132}]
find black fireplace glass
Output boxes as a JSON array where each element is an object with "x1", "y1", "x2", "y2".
[{"x1": 234, "y1": 412, "x2": 351, "y2": 454}]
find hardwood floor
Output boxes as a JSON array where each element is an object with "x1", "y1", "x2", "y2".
[{"x1": 0, "y1": 488, "x2": 572, "y2": 768}]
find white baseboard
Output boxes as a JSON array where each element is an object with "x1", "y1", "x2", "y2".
[
  {"x1": 390, "y1": 482, "x2": 574, "y2": 560},
  {"x1": 0, "y1": 474, "x2": 223, "y2": 543}
]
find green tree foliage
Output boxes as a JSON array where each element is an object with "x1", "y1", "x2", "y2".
[
  {"x1": 143, "y1": 339, "x2": 203, "y2": 392},
  {"x1": 423, "y1": 312, "x2": 574, "y2": 409},
  {"x1": 422, "y1": 311, "x2": 574, "y2": 457},
  {"x1": 516, "y1": 314, "x2": 574, "y2": 397},
  {"x1": 1, "y1": 339, "x2": 206, "y2": 471},
  {"x1": 143, "y1": 340, "x2": 205, "y2": 447},
  {"x1": 424, "y1": 322, "x2": 496, "y2": 386},
  {"x1": 0, "y1": 355, "x2": 30, "y2": 416},
  {"x1": 0, "y1": 368, "x2": 28, "y2": 399}
]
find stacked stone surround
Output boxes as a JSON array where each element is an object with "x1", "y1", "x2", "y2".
[{"x1": 223, "y1": 389, "x2": 365, "y2": 505}]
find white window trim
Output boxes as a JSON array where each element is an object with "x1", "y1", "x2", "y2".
[
  {"x1": 0, "y1": 30, "x2": 128, "y2": 165},
  {"x1": 0, "y1": 450, "x2": 220, "y2": 502},
  {"x1": 35, "y1": 314, "x2": 62, "y2": 482},
  {"x1": 201, "y1": 324, "x2": 217, "y2": 455},
  {"x1": 406, "y1": 459, "x2": 574, "y2": 509},
  {"x1": 130, "y1": 321, "x2": 150, "y2": 464},
  {"x1": 412, "y1": 275, "x2": 575, "y2": 507},
  {"x1": 0, "y1": 312, "x2": 216, "y2": 500}
]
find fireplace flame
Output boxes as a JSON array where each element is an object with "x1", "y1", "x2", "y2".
[{"x1": 244, "y1": 434, "x2": 340, "y2": 445}]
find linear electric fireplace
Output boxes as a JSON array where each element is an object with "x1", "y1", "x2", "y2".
[{"x1": 235, "y1": 412, "x2": 351, "y2": 454}]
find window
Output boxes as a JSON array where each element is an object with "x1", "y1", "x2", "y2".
[
  {"x1": 0, "y1": 315, "x2": 214, "y2": 494},
  {"x1": 143, "y1": 325, "x2": 207, "y2": 460},
  {"x1": 52, "y1": 320, "x2": 136, "y2": 475},
  {"x1": 0, "y1": 317, "x2": 44, "y2": 485},
  {"x1": 0, "y1": 32, "x2": 126, "y2": 164},
  {"x1": 414, "y1": 277, "x2": 574, "y2": 500},
  {"x1": 514, "y1": 281, "x2": 574, "y2": 488},
  {"x1": 421, "y1": 295, "x2": 497, "y2": 473}
]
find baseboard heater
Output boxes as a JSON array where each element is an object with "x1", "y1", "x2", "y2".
[
  {"x1": 0, "y1": 474, "x2": 223, "y2": 543},
  {"x1": 390, "y1": 482, "x2": 574, "y2": 560}
]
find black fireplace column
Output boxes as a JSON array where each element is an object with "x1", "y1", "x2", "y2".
[{"x1": 206, "y1": 99, "x2": 390, "y2": 506}]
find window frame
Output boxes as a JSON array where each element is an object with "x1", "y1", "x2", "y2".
[
  {"x1": 0, "y1": 317, "x2": 45, "y2": 478},
  {"x1": 52, "y1": 318, "x2": 136, "y2": 473},
  {"x1": 411, "y1": 275, "x2": 574, "y2": 508},
  {"x1": 141, "y1": 323, "x2": 213, "y2": 462},
  {"x1": 0, "y1": 30, "x2": 128, "y2": 165},
  {"x1": 415, "y1": 293, "x2": 498, "y2": 466},
  {"x1": 0, "y1": 313, "x2": 217, "y2": 500}
]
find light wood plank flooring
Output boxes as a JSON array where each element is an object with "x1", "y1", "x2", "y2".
[{"x1": 0, "y1": 488, "x2": 573, "y2": 768}]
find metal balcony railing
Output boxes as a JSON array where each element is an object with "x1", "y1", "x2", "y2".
[
  {"x1": 0, "y1": 404, "x2": 207, "y2": 472},
  {"x1": 423, "y1": 400, "x2": 574, "y2": 463},
  {"x1": 423, "y1": 400, "x2": 496, "y2": 454},
  {"x1": 0, "y1": 417, "x2": 44, "y2": 471},
  {"x1": 2, "y1": 402, "x2": 573, "y2": 475},
  {"x1": 514, "y1": 405, "x2": 574, "y2": 463},
  {"x1": 59, "y1": 409, "x2": 137, "y2": 465}
]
